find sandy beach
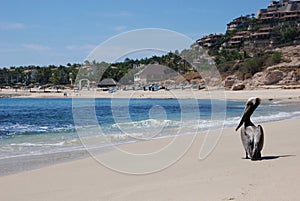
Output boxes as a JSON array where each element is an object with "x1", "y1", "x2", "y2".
[
  {"x1": 0, "y1": 118, "x2": 299, "y2": 201},
  {"x1": 2, "y1": 0, "x2": 300, "y2": 199},
  {"x1": 1, "y1": 87, "x2": 300, "y2": 102},
  {"x1": 1, "y1": 88, "x2": 300, "y2": 201}
]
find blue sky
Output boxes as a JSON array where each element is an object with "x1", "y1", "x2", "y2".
[{"x1": 0, "y1": 0, "x2": 270, "y2": 67}]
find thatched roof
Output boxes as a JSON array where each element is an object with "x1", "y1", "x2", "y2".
[
  {"x1": 135, "y1": 64, "x2": 179, "y2": 83},
  {"x1": 98, "y1": 78, "x2": 118, "y2": 87}
]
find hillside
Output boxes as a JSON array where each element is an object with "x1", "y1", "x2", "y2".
[
  {"x1": 220, "y1": 45, "x2": 300, "y2": 90},
  {"x1": 193, "y1": 0, "x2": 300, "y2": 90}
]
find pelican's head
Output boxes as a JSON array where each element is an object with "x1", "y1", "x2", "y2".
[
  {"x1": 236, "y1": 97, "x2": 261, "y2": 131},
  {"x1": 247, "y1": 97, "x2": 261, "y2": 107}
]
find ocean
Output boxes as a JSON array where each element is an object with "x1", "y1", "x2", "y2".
[{"x1": 1, "y1": 98, "x2": 300, "y2": 173}]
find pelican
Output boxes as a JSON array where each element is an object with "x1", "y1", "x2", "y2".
[{"x1": 236, "y1": 97, "x2": 264, "y2": 160}]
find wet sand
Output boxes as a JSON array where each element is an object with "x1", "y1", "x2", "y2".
[{"x1": 1, "y1": 118, "x2": 299, "y2": 201}]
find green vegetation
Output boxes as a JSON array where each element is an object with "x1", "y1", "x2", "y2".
[
  {"x1": 0, "y1": 51, "x2": 197, "y2": 87},
  {"x1": 213, "y1": 50, "x2": 246, "y2": 65},
  {"x1": 0, "y1": 46, "x2": 284, "y2": 87},
  {"x1": 220, "y1": 51, "x2": 283, "y2": 80},
  {"x1": 0, "y1": 64, "x2": 80, "y2": 87},
  {"x1": 279, "y1": 25, "x2": 299, "y2": 44}
]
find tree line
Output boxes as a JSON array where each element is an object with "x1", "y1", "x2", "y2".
[
  {"x1": 0, "y1": 63, "x2": 81, "y2": 87},
  {"x1": 0, "y1": 50, "x2": 206, "y2": 87}
]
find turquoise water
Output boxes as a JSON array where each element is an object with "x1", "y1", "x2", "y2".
[{"x1": 0, "y1": 98, "x2": 300, "y2": 160}]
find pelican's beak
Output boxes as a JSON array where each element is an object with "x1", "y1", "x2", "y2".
[{"x1": 235, "y1": 103, "x2": 252, "y2": 131}]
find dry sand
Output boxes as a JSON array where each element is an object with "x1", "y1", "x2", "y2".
[
  {"x1": 2, "y1": 87, "x2": 300, "y2": 101},
  {"x1": 1, "y1": 118, "x2": 300, "y2": 201}
]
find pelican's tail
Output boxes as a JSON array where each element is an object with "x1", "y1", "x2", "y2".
[{"x1": 251, "y1": 148, "x2": 261, "y2": 161}]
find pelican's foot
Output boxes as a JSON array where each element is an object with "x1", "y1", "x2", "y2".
[
  {"x1": 251, "y1": 158, "x2": 261, "y2": 161},
  {"x1": 251, "y1": 156, "x2": 262, "y2": 161},
  {"x1": 251, "y1": 151, "x2": 262, "y2": 161}
]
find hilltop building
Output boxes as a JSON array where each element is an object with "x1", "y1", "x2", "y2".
[
  {"x1": 257, "y1": 0, "x2": 300, "y2": 27},
  {"x1": 196, "y1": 0, "x2": 300, "y2": 52},
  {"x1": 196, "y1": 34, "x2": 223, "y2": 48},
  {"x1": 257, "y1": 0, "x2": 300, "y2": 18},
  {"x1": 227, "y1": 15, "x2": 252, "y2": 31},
  {"x1": 228, "y1": 31, "x2": 251, "y2": 48}
]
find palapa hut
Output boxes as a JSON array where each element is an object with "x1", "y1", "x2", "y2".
[{"x1": 97, "y1": 78, "x2": 118, "y2": 88}]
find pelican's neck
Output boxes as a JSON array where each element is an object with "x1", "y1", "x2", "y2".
[
  {"x1": 245, "y1": 101, "x2": 259, "y2": 127},
  {"x1": 244, "y1": 118, "x2": 254, "y2": 127}
]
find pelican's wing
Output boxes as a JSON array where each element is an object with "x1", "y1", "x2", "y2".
[
  {"x1": 251, "y1": 125, "x2": 264, "y2": 159},
  {"x1": 241, "y1": 127, "x2": 254, "y2": 157},
  {"x1": 254, "y1": 125, "x2": 264, "y2": 152}
]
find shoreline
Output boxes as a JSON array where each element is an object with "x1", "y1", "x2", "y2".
[
  {"x1": 1, "y1": 87, "x2": 300, "y2": 103},
  {"x1": 1, "y1": 112, "x2": 299, "y2": 177},
  {"x1": 1, "y1": 118, "x2": 300, "y2": 200},
  {"x1": 1, "y1": 88, "x2": 300, "y2": 177}
]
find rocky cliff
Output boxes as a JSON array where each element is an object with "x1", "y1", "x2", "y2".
[{"x1": 222, "y1": 45, "x2": 300, "y2": 90}]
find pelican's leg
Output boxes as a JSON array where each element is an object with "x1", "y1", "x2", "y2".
[
  {"x1": 245, "y1": 152, "x2": 249, "y2": 159},
  {"x1": 251, "y1": 150, "x2": 262, "y2": 161},
  {"x1": 253, "y1": 151, "x2": 261, "y2": 160},
  {"x1": 257, "y1": 152, "x2": 261, "y2": 159}
]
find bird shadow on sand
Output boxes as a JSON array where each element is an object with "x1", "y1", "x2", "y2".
[
  {"x1": 261, "y1": 155, "x2": 296, "y2": 160},
  {"x1": 242, "y1": 155, "x2": 296, "y2": 161}
]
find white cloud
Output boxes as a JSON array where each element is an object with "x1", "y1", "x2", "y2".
[
  {"x1": 114, "y1": 25, "x2": 127, "y2": 32},
  {"x1": 23, "y1": 44, "x2": 51, "y2": 51},
  {"x1": 0, "y1": 23, "x2": 25, "y2": 30}
]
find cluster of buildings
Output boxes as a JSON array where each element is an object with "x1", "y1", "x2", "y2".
[
  {"x1": 196, "y1": 0, "x2": 300, "y2": 51},
  {"x1": 74, "y1": 64, "x2": 179, "y2": 90}
]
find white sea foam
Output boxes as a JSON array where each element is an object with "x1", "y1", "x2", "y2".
[
  {"x1": 0, "y1": 123, "x2": 75, "y2": 135},
  {"x1": 10, "y1": 141, "x2": 65, "y2": 147},
  {"x1": 108, "y1": 111, "x2": 300, "y2": 137},
  {"x1": 112, "y1": 119, "x2": 182, "y2": 129}
]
